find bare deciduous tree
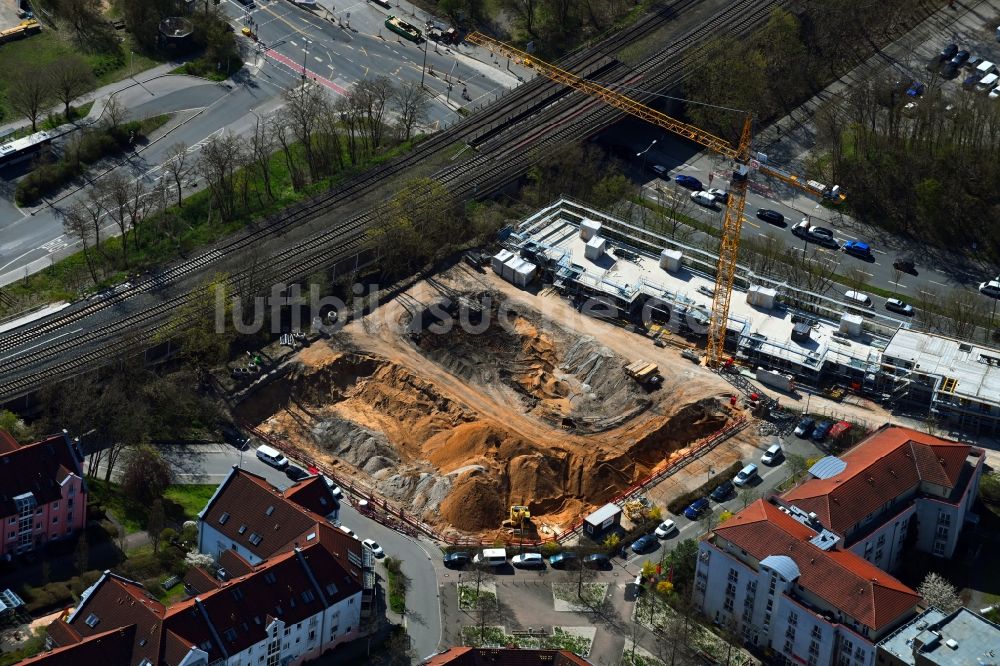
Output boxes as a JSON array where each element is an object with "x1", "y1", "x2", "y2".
[
  {"x1": 8, "y1": 62, "x2": 54, "y2": 132},
  {"x1": 163, "y1": 142, "x2": 192, "y2": 207},
  {"x1": 49, "y1": 54, "x2": 96, "y2": 120},
  {"x1": 61, "y1": 206, "x2": 100, "y2": 283},
  {"x1": 392, "y1": 80, "x2": 428, "y2": 141},
  {"x1": 283, "y1": 82, "x2": 332, "y2": 182},
  {"x1": 353, "y1": 76, "x2": 393, "y2": 150},
  {"x1": 198, "y1": 133, "x2": 244, "y2": 220}
]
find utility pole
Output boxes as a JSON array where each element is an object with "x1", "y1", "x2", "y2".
[
  {"x1": 301, "y1": 39, "x2": 312, "y2": 81},
  {"x1": 420, "y1": 39, "x2": 428, "y2": 89}
]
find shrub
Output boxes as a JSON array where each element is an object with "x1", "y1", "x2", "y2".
[{"x1": 980, "y1": 472, "x2": 1000, "y2": 504}]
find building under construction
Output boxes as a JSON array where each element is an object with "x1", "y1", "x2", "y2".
[{"x1": 497, "y1": 198, "x2": 1000, "y2": 435}]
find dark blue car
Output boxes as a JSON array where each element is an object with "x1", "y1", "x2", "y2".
[
  {"x1": 842, "y1": 240, "x2": 872, "y2": 258},
  {"x1": 812, "y1": 420, "x2": 834, "y2": 442},
  {"x1": 684, "y1": 498, "x2": 710, "y2": 520},
  {"x1": 631, "y1": 534, "x2": 657, "y2": 553},
  {"x1": 674, "y1": 174, "x2": 703, "y2": 191}
]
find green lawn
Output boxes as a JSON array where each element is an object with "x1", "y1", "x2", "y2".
[
  {"x1": 0, "y1": 30, "x2": 160, "y2": 126},
  {"x1": 88, "y1": 479, "x2": 215, "y2": 534}
]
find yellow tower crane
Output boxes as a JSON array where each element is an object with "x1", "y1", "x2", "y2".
[{"x1": 465, "y1": 32, "x2": 843, "y2": 366}]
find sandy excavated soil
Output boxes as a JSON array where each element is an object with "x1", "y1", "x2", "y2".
[{"x1": 237, "y1": 266, "x2": 747, "y2": 537}]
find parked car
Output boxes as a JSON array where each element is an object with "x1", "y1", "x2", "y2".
[
  {"x1": 812, "y1": 420, "x2": 834, "y2": 442},
  {"x1": 674, "y1": 174, "x2": 703, "y2": 191},
  {"x1": 654, "y1": 519, "x2": 677, "y2": 538},
  {"x1": 285, "y1": 465, "x2": 310, "y2": 481},
  {"x1": 807, "y1": 226, "x2": 837, "y2": 247},
  {"x1": 220, "y1": 424, "x2": 250, "y2": 451},
  {"x1": 893, "y1": 258, "x2": 917, "y2": 274},
  {"x1": 705, "y1": 187, "x2": 729, "y2": 203},
  {"x1": 582, "y1": 553, "x2": 611, "y2": 569},
  {"x1": 940, "y1": 43, "x2": 959, "y2": 61},
  {"x1": 962, "y1": 73, "x2": 981, "y2": 89},
  {"x1": 651, "y1": 164, "x2": 669, "y2": 177},
  {"x1": 980, "y1": 280, "x2": 1000, "y2": 298},
  {"x1": 761, "y1": 443, "x2": 783, "y2": 465},
  {"x1": 794, "y1": 417, "x2": 815, "y2": 438},
  {"x1": 842, "y1": 240, "x2": 873, "y2": 258},
  {"x1": 906, "y1": 81, "x2": 925, "y2": 97},
  {"x1": 512, "y1": 553, "x2": 545, "y2": 568},
  {"x1": 322, "y1": 476, "x2": 344, "y2": 499},
  {"x1": 443, "y1": 552, "x2": 471, "y2": 568},
  {"x1": 684, "y1": 498, "x2": 710, "y2": 520},
  {"x1": 548, "y1": 552, "x2": 579, "y2": 568},
  {"x1": 885, "y1": 298, "x2": 914, "y2": 316},
  {"x1": 631, "y1": 535, "x2": 657, "y2": 553},
  {"x1": 338, "y1": 525, "x2": 355, "y2": 538},
  {"x1": 951, "y1": 49, "x2": 970, "y2": 66},
  {"x1": 690, "y1": 190, "x2": 716, "y2": 207},
  {"x1": 710, "y1": 481, "x2": 734, "y2": 502},
  {"x1": 362, "y1": 539, "x2": 385, "y2": 558},
  {"x1": 756, "y1": 209, "x2": 785, "y2": 225},
  {"x1": 256, "y1": 444, "x2": 289, "y2": 469},
  {"x1": 941, "y1": 61, "x2": 960, "y2": 79},
  {"x1": 733, "y1": 463, "x2": 759, "y2": 487}
]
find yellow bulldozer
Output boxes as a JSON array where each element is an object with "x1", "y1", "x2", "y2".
[{"x1": 501, "y1": 505, "x2": 535, "y2": 534}]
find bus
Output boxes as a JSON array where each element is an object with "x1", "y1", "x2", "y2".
[
  {"x1": 0, "y1": 131, "x2": 52, "y2": 169},
  {"x1": 385, "y1": 15, "x2": 422, "y2": 43}
]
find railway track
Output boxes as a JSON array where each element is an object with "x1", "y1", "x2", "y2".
[{"x1": 0, "y1": 0, "x2": 782, "y2": 402}]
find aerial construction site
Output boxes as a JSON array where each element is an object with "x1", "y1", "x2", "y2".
[{"x1": 234, "y1": 258, "x2": 762, "y2": 539}]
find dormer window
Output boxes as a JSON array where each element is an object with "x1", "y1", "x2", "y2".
[
  {"x1": 218, "y1": 512, "x2": 230, "y2": 525},
  {"x1": 84, "y1": 613, "x2": 99, "y2": 628}
]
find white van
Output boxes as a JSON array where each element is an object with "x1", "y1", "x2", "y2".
[
  {"x1": 976, "y1": 72, "x2": 999, "y2": 92},
  {"x1": 843, "y1": 290, "x2": 873, "y2": 308},
  {"x1": 256, "y1": 444, "x2": 289, "y2": 469},
  {"x1": 473, "y1": 548, "x2": 507, "y2": 567},
  {"x1": 733, "y1": 463, "x2": 759, "y2": 487},
  {"x1": 976, "y1": 60, "x2": 996, "y2": 76}
]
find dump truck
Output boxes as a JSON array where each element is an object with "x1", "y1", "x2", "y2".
[
  {"x1": 624, "y1": 360, "x2": 663, "y2": 387},
  {"x1": 755, "y1": 367, "x2": 796, "y2": 393}
]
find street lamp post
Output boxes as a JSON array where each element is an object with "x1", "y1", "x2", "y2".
[
  {"x1": 636, "y1": 139, "x2": 657, "y2": 176},
  {"x1": 301, "y1": 40, "x2": 312, "y2": 81},
  {"x1": 420, "y1": 39, "x2": 428, "y2": 89}
]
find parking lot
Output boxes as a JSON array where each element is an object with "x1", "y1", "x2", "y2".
[{"x1": 0, "y1": 0, "x2": 23, "y2": 32}]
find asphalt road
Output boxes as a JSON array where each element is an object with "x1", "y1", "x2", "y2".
[
  {"x1": 0, "y1": 0, "x2": 523, "y2": 283},
  {"x1": 152, "y1": 440, "x2": 445, "y2": 661}
]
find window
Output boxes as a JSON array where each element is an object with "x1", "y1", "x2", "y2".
[
  {"x1": 938, "y1": 512, "x2": 951, "y2": 526},
  {"x1": 224, "y1": 628, "x2": 238, "y2": 642},
  {"x1": 811, "y1": 626, "x2": 821, "y2": 639},
  {"x1": 139, "y1": 660, "x2": 152, "y2": 666},
  {"x1": 238, "y1": 525, "x2": 247, "y2": 535},
  {"x1": 876, "y1": 534, "x2": 885, "y2": 546},
  {"x1": 875, "y1": 549, "x2": 883, "y2": 561},
  {"x1": 724, "y1": 597, "x2": 734, "y2": 612},
  {"x1": 725, "y1": 583, "x2": 737, "y2": 596},
  {"x1": 936, "y1": 525, "x2": 949, "y2": 538},
  {"x1": 783, "y1": 640, "x2": 794, "y2": 654},
  {"x1": 766, "y1": 599, "x2": 773, "y2": 612},
  {"x1": 325, "y1": 582, "x2": 338, "y2": 596},
  {"x1": 249, "y1": 532, "x2": 263, "y2": 546},
  {"x1": 68, "y1": 499, "x2": 74, "y2": 509},
  {"x1": 218, "y1": 512, "x2": 230, "y2": 525},
  {"x1": 728, "y1": 568, "x2": 739, "y2": 582},
  {"x1": 84, "y1": 613, "x2": 100, "y2": 628},
  {"x1": 231, "y1": 587, "x2": 244, "y2": 602},
  {"x1": 7, "y1": 532, "x2": 13, "y2": 539},
  {"x1": 264, "y1": 572, "x2": 277, "y2": 584},
  {"x1": 301, "y1": 589, "x2": 316, "y2": 603},
  {"x1": 51, "y1": 502, "x2": 59, "y2": 510},
  {"x1": 266, "y1": 506, "x2": 275, "y2": 516},
  {"x1": 933, "y1": 540, "x2": 946, "y2": 556},
  {"x1": 7, "y1": 517, "x2": 13, "y2": 525},
  {"x1": 52, "y1": 516, "x2": 59, "y2": 524},
  {"x1": 809, "y1": 640, "x2": 820, "y2": 655},
  {"x1": 789, "y1": 611, "x2": 798, "y2": 626}
]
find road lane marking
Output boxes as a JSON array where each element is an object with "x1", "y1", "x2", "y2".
[{"x1": 929, "y1": 280, "x2": 949, "y2": 287}]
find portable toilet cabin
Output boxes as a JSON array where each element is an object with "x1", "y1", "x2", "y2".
[
  {"x1": 659, "y1": 249, "x2": 682, "y2": 272},
  {"x1": 492, "y1": 249, "x2": 514, "y2": 276},
  {"x1": 580, "y1": 219, "x2": 602, "y2": 241},
  {"x1": 585, "y1": 236, "x2": 607, "y2": 261}
]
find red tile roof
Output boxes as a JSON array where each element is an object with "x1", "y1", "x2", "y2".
[
  {"x1": 714, "y1": 500, "x2": 920, "y2": 630},
  {"x1": 782, "y1": 425, "x2": 973, "y2": 534},
  {"x1": 183, "y1": 565, "x2": 221, "y2": 595},
  {"x1": 200, "y1": 469, "x2": 321, "y2": 559},
  {"x1": 282, "y1": 475, "x2": 338, "y2": 516},
  {"x1": 43, "y1": 535, "x2": 362, "y2": 666},
  {"x1": 0, "y1": 430, "x2": 18, "y2": 453},
  {"x1": 0, "y1": 433, "x2": 84, "y2": 517},
  {"x1": 22, "y1": 625, "x2": 136, "y2": 666},
  {"x1": 219, "y1": 548, "x2": 254, "y2": 577},
  {"x1": 425, "y1": 647, "x2": 594, "y2": 666}
]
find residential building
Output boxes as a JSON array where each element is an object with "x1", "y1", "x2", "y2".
[
  {"x1": 694, "y1": 425, "x2": 984, "y2": 666},
  {"x1": 876, "y1": 606, "x2": 1000, "y2": 666},
  {"x1": 424, "y1": 647, "x2": 594, "y2": 665},
  {"x1": 0, "y1": 430, "x2": 87, "y2": 559},
  {"x1": 28, "y1": 532, "x2": 363, "y2": 666}
]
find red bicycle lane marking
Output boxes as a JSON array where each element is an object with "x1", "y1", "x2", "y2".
[{"x1": 265, "y1": 48, "x2": 348, "y2": 96}]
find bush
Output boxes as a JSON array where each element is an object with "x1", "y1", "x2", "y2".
[
  {"x1": 981, "y1": 472, "x2": 1000, "y2": 504},
  {"x1": 667, "y1": 461, "x2": 744, "y2": 515}
]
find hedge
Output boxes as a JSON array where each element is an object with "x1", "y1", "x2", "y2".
[
  {"x1": 20, "y1": 570, "x2": 101, "y2": 614},
  {"x1": 15, "y1": 120, "x2": 147, "y2": 206},
  {"x1": 667, "y1": 460, "x2": 745, "y2": 515}
]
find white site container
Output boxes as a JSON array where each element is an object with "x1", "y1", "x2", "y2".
[
  {"x1": 492, "y1": 249, "x2": 514, "y2": 275},
  {"x1": 513, "y1": 260, "x2": 536, "y2": 288},
  {"x1": 659, "y1": 249, "x2": 682, "y2": 272},
  {"x1": 580, "y1": 219, "x2": 602, "y2": 241},
  {"x1": 839, "y1": 313, "x2": 863, "y2": 337},
  {"x1": 502, "y1": 257, "x2": 519, "y2": 283},
  {"x1": 585, "y1": 236, "x2": 606, "y2": 261},
  {"x1": 747, "y1": 285, "x2": 777, "y2": 309}
]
